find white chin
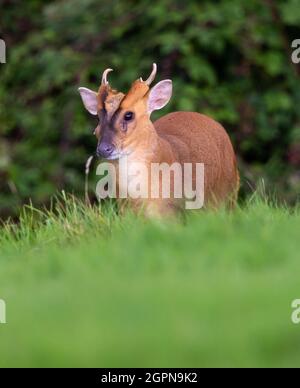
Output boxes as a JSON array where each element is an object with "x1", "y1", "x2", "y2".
[{"x1": 105, "y1": 154, "x2": 121, "y2": 161}]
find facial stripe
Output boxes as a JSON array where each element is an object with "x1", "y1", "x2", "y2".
[
  {"x1": 110, "y1": 108, "x2": 122, "y2": 128},
  {"x1": 104, "y1": 92, "x2": 125, "y2": 121},
  {"x1": 98, "y1": 104, "x2": 121, "y2": 132},
  {"x1": 98, "y1": 109, "x2": 106, "y2": 121},
  {"x1": 97, "y1": 85, "x2": 109, "y2": 111}
]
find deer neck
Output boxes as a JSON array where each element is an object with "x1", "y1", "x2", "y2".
[{"x1": 126, "y1": 122, "x2": 160, "y2": 165}]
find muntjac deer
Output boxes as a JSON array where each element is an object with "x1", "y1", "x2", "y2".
[{"x1": 79, "y1": 64, "x2": 239, "y2": 217}]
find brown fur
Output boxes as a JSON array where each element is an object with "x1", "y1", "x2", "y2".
[{"x1": 154, "y1": 112, "x2": 239, "y2": 209}]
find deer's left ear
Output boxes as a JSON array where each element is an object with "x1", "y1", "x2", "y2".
[
  {"x1": 147, "y1": 80, "x2": 172, "y2": 115},
  {"x1": 78, "y1": 87, "x2": 98, "y2": 115}
]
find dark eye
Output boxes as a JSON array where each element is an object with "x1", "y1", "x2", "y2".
[{"x1": 124, "y1": 111, "x2": 134, "y2": 121}]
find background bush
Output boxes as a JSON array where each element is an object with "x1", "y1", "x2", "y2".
[{"x1": 1, "y1": 0, "x2": 300, "y2": 218}]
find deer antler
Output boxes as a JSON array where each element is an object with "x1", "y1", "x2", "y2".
[
  {"x1": 140, "y1": 63, "x2": 157, "y2": 86},
  {"x1": 101, "y1": 68, "x2": 113, "y2": 85}
]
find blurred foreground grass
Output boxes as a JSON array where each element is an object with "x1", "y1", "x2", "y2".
[{"x1": 0, "y1": 195, "x2": 300, "y2": 367}]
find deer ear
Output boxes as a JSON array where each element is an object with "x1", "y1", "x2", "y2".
[
  {"x1": 78, "y1": 87, "x2": 98, "y2": 115},
  {"x1": 148, "y1": 80, "x2": 172, "y2": 115}
]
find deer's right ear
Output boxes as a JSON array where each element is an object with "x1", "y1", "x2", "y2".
[{"x1": 78, "y1": 87, "x2": 98, "y2": 115}]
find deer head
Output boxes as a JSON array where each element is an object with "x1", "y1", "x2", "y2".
[{"x1": 78, "y1": 64, "x2": 172, "y2": 159}]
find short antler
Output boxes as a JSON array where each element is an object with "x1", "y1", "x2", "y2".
[
  {"x1": 101, "y1": 68, "x2": 113, "y2": 85},
  {"x1": 140, "y1": 63, "x2": 157, "y2": 86}
]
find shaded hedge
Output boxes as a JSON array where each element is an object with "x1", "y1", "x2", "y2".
[{"x1": 1, "y1": 0, "x2": 300, "y2": 217}]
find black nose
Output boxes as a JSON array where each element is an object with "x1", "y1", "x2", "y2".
[{"x1": 96, "y1": 142, "x2": 115, "y2": 159}]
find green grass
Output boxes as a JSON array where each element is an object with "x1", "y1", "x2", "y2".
[{"x1": 0, "y1": 195, "x2": 300, "y2": 367}]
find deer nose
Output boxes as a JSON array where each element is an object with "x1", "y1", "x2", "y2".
[{"x1": 96, "y1": 142, "x2": 115, "y2": 159}]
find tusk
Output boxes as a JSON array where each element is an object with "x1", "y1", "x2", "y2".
[
  {"x1": 141, "y1": 63, "x2": 157, "y2": 86},
  {"x1": 101, "y1": 68, "x2": 113, "y2": 85}
]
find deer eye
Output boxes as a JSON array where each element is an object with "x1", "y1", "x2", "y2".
[{"x1": 124, "y1": 111, "x2": 134, "y2": 121}]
